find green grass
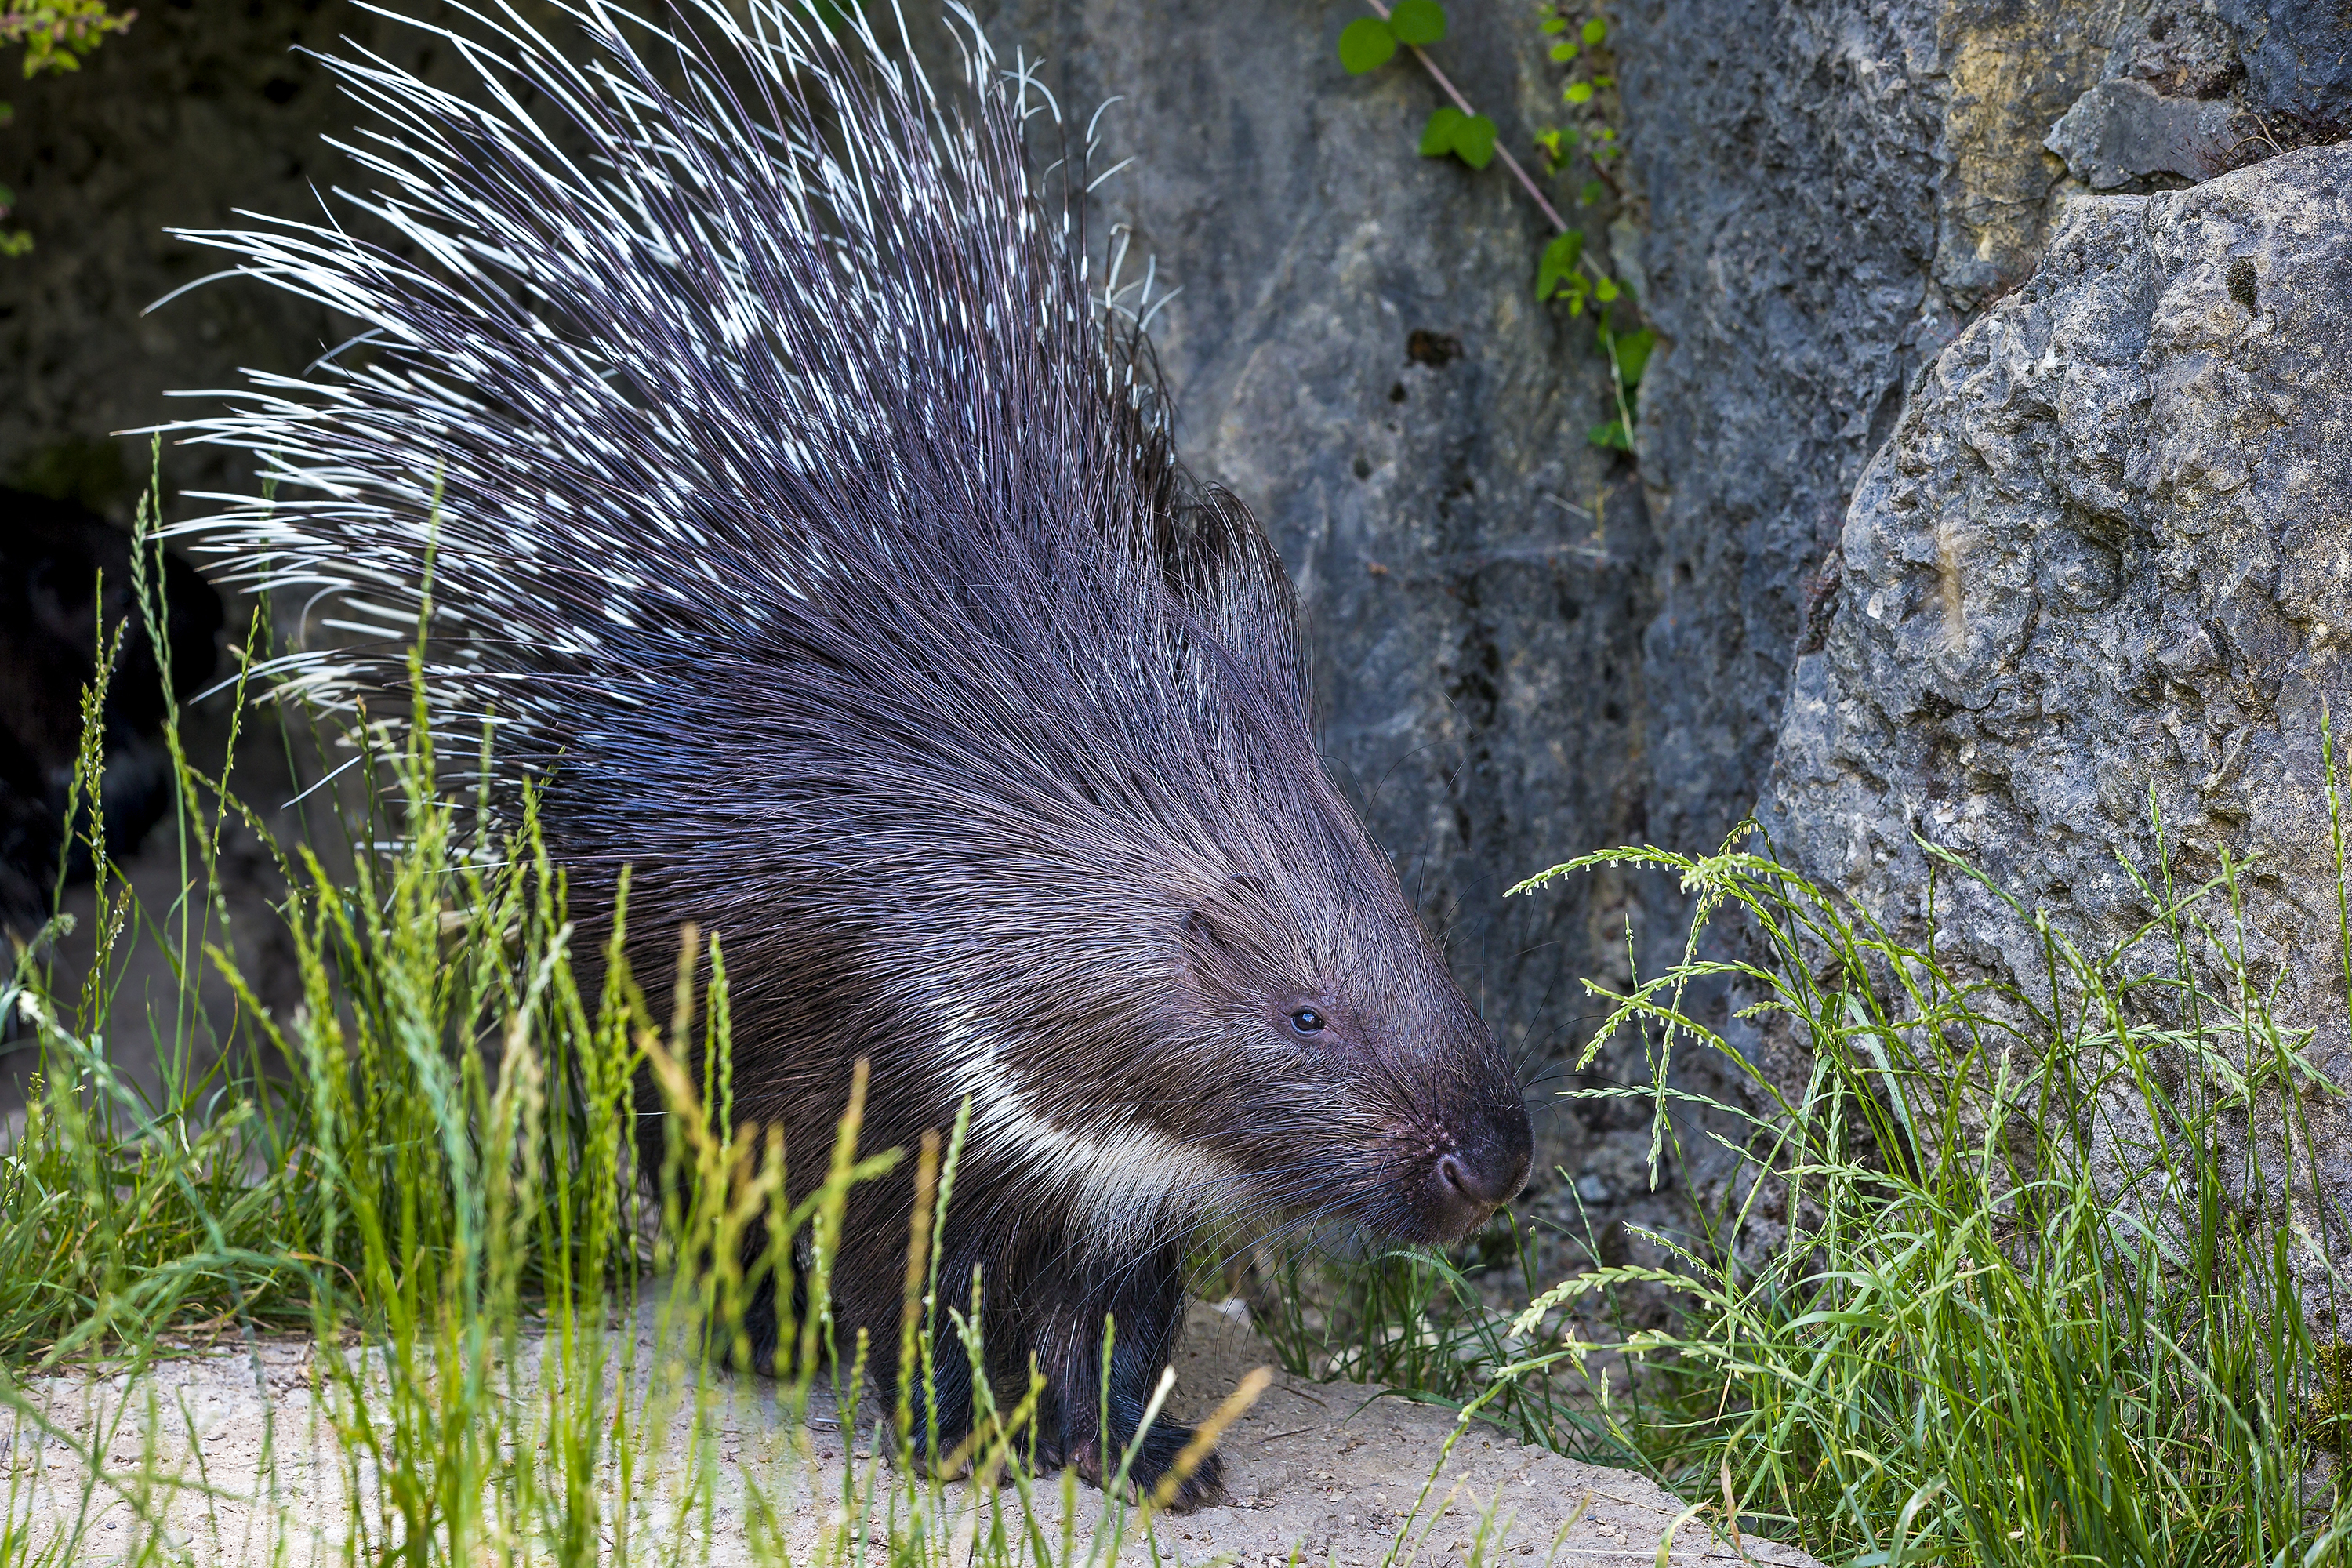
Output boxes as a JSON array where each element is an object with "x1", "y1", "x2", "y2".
[
  {"x1": 1447, "y1": 818, "x2": 2352, "y2": 1566},
  {"x1": 4, "y1": 480, "x2": 2352, "y2": 1565}
]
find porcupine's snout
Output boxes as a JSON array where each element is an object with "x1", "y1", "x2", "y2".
[
  {"x1": 1388, "y1": 955, "x2": 1533, "y2": 1244},
  {"x1": 1173, "y1": 861, "x2": 1537, "y2": 1248},
  {"x1": 1419, "y1": 1093, "x2": 1533, "y2": 1243}
]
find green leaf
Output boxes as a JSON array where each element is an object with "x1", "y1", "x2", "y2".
[
  {"x1": 1580, "y1": 179, "x2": 1604, "y2": 205},
  {"x1": 1594, "y1": 274, "x2": 1621, "y2": 303},
  {"x1": 1550, "y1": 41, "x2": 1580, "y2": 61},
  {"x1": 1588, "y1": 419, "x2": 1632, "y2": 450},
  {"x1": 1582, "y1": 16, "x2": 1608, "y2": 44},
  {"x1": 1422, "y1": 107, "x2": 1495, "y2": 169},
  {"x1": 0, "y1": 230, "x2": 32, "y2": 259},
  {"x1": 1449, "y1": 113, "x2": 1497, "y2": 169},
  {"x1": 1613, "y1": 328, "x2": 1657, "y2": 387},
  {"x1": 1541, "y1": 16, "x2": 1566, "y2": 31},
  {"x1": 1390, "y1": 0, "x2": 1446, "y2": 46},
  {"x1": 1419, "y1": 105, "x2": 1467, "y2": 157},
  {"x1": 1338, "y1": 16, "x2": 1398, "y2": 73},
  {"x1": 1536, "y1": 230, "x2": 1586, "y2": 300},
  {"x1": 1564, "y1": 80, "x2": 1594, "y2": 104}
]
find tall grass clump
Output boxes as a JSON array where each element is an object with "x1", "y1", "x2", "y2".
[
  {"x1": 1247, "y1": 1209, "x2": 1654, "y2": 1465},
  {"x1": 0, "y1": 484, "x2": 308, "y2": 1363},
  {"x1": 1495, "y1": 816, "x2": 2352, "y2": 1566}
]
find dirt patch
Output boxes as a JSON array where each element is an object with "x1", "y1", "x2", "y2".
[{"x1": 5, "y1": 1303, "x2": 1817, "y2": 1566}]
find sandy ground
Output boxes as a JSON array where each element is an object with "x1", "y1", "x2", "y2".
[{"x1": 4, "y1": 1301, "x2": 1820, "y2": 1567}]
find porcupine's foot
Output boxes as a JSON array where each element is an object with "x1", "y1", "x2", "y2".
[
  {"x1": 1065, "y1": 1421, "x2": 1228, "y2": 1511},
  {"x1": 888, "y1": 1349, "x2": 982, "y2": 1479},
  {"x1": 1042, "y1": 1241, "x2": 1227, "y2": 1511}
]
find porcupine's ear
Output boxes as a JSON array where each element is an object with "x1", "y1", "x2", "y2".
[
  {"x1": 1178, "y1": 875, "x2": 1276, "y2": 992},
  {"x1": 1181, "y1": 909, "x2": 1233, "y2": 961},
  {"x1": 1156, "y1": 486, "x2": 1311, "y2": 724},
  {"x1": 1178, "y1": 909, "x2": 1250, "y2": 1007}
]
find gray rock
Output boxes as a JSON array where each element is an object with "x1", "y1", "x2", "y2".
[
  {"x1": 1617, "y1": 0, "x2": 1927, "y2": 881},
  {"x1": 2219, "y1": 0, "x2": 2352, "y2": 126},
  {"x1": 1614, "y1": 0, "x2": 2125, "y2": 975},
  {"x1": 1617, "y1": 0, "x2": 2349, "y2": 929},
  {"x1": 2047, "y1": 78, "x2": 2242, "y2": 188},
  {"x1": 1761, "y1": 146, "x2": 2352, "y2": 1329},
  {"x1": 1616, "y1": 0, "x2": 2341, "y2": 1103}
]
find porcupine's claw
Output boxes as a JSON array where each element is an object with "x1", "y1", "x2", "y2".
[
  {"x1": 1062, "y1": 1420, "x2": 1229, "y2": 1512},
  {"x1": 1169, "y1": 1454, "x2": 1232, "y2": 1512}
]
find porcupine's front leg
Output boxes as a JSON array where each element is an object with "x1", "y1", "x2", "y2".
[
  {"x1": 834, "y1": 1221, "x2": 982, "y2": 1475},
  {"x1": 1041, "y1": 1239, "x2": 1225, "y2": 1511},
  {"x1": 897, "y1": 1338, "x2": 980, "y2": 1473}
]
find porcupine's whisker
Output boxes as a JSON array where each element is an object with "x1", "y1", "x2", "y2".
[{"x1": 1197, "y1": 1207, "x2": 1365, "y2": 1281}]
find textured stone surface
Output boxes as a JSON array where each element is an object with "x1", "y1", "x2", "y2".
[
  {"x1": 1610, "y1": 0, "x2": 2314, "y2": 887},
  {"x1": 1614, "y1": 0, "x2": 1942, "y2": 886},
  {"x1": 1760, "y1": 147, "x2": 2352, "y2": 1324},
  {"x1": 2047, "y1": 78, "x2": 2242, "y2": 189},
  {"x1": 2220, "y1": 0, "x2": 2352, "y2": 128},
  {"x1": 0, "y1": 3, "x2": 481, "y2": 510},
  {"x1": 1611, "y1": 0, "x2": 2343, "y2": 1012}
]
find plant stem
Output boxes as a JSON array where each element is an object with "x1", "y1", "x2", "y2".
[
  {"x1": 1599, "y1": 320, "x2": 1636, "y2": 448},
  {"x1": 1363, "y1": 3, "x2": 1634, "y2": 446},
  {"x1": 1362, "y1": 0, "x2": 1569, "y2": 234}
]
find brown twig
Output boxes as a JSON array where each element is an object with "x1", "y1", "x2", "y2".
[{"x1": 1362, "y1": 0, "x2": 1569, "y2": 234}]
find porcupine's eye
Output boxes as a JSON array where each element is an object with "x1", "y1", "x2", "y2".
[{"x1": 1288, "y1": 1007, "x2": 1327, "y2": 1035}]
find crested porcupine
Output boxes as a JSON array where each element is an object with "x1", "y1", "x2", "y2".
[{"x1": 168, "y1": 0, "x2": 1531, "y2": 1505}]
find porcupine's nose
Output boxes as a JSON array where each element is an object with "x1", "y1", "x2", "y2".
[{"x1": 1426, "y1": 1102, "x2": 1533, "y2": 1240}]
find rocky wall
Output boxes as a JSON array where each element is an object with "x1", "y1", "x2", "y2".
[
  {"x1": 1610, "y1": 0, "x2": 2346, "y2": 913},
  {"x1": 1614, "y1": 0, "x2": 2348, "y2": 1189}
]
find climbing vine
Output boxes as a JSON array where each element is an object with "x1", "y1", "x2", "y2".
[
  {"x1": 1534, "y1": 7, "x2": 1622, "y2": 209},
  {"x1": 1338, "y1": 0, "x2": 1653, "y2": 452},
  {"x1": 1532, "y1": 2, "x2": 1650, "y2": 449}
]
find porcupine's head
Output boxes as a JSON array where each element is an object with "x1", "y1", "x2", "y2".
[
  {"x1": 900, "y1": 477, "x2": 1534, "y2": 1259},
  {"x1": 1156, "y1": 793, "x2": 1536, "y2": 1251},
  {"x1": 151, "y1": 0, "x2": 1528, "y2": 1254}
]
